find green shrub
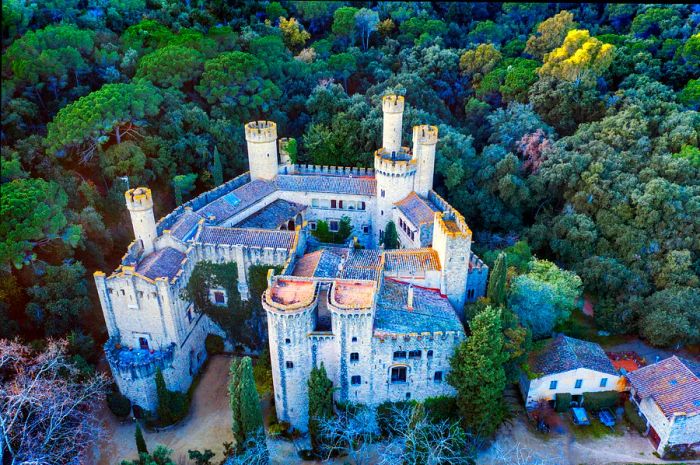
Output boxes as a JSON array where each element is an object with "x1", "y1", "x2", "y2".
[
  {"x1": 583, "y1": 391, "x2": 620, "y2": 410},
  {"x1": 106, "y1": 390, "x2": 132, "y2": 418},
  {"x1": 555, "y1": 393, "x2": 571, "y2": 412},
  {"x1": 205, "y1": 334, "x2": 224, "y2": 355},
  {"x1": 154, "y1": 369, "x2": 190, "y2": 426},
  {"x1": 424, "y1": 396, "x2": 459, "y2": 423},
  {"x1": 624, "y1": 400, "x2": 647, "y2": 433}
]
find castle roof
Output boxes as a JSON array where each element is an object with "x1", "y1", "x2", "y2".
[
  {"x1": 626, "y1": 356, "x2": 700, "y2": 419},
  {"x1": 197, "y1": 179, "x2": 276, "y2": 223},
  {"x1": 169, "y1": 210, "x2": 203, "y2": 241},
  {"x1": 276, "y1": 174, "x2": 376, "y2": 196},
  {"x1": 395, "y1": 192, "x2": 440, "y2": 226},
  {"x1": 198, "y1": 226, "x2": 296, "y2": 249},
  {"x1": 235, "y1": 199, "x2": 306, "y2": 229},
  {"x1": 374, "y1": 279, "x2": 462, "y2": 335},
  {"x1": 528, "y1": 335, "x2": 618, "y2": 378},
  {"x1": 341, "y1": 249, "x2": 382, "y2": 281},
  {"x1": 383, "y1": 248, "x2": 441, "y2": 275},
  {"x1": 135, "y1": 247, "x2": 186, "y2": 280}
]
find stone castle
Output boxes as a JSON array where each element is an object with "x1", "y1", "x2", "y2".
[{"x1": 94, "y1": 94, "x2": 488, "y2": 431}]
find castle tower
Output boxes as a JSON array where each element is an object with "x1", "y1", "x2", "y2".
[
  {"x1": 412, "y1": 125, "x2": 438, "y2": 197},
  {"x1": 125, "y1": 187, "x2": 157, "y2": 256},
  {"x1": 432, "y1": 210, "x2": 472, "y2": 318},
  {"x1": 245, "y1": 121, "x2": 279, "y2": 180},
  {"x1": 382, "y1": 95, "x2": 404, "y2": 155}
]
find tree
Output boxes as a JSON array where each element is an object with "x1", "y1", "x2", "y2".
[
  {"x1": 1, "y1": 339, "x2": 108, "y2": 465},
  {"x1": 459, "y1": 43, "x2": 502, "y2": 82},
  {"x1": 382, "y1": 221, "x2": 399, "y2": 249},
  {"x1": 640, "y1": 287, "x2": 700, "y2": 347},
  {"x1": 279, "y1": 17, "x2": 310, "y2": 52},
  {"x1": 46, "y1": 82, "x2": 163, "y2": 161},
  {"x1": 487, "y1": 253, "x2": 507, "y2": 306},
  {"x1": 355, "y1": 8, "x2": 379, "y2": 51},
  {"x1": 332, "y1": 6, "x2": 359, "y2": 45},
  {"x1": 172, "y1": 173, "x2": 197, "y2": 205},
  {"x1": 448, "y1": 306, "x2": 508, "y2": 437},
  {"x1": 308, "y1": 362, "x2": 334, "y2": 453},
  {"x1": 135, "y1": 45, "x2": 205, "y2": 89},
  {"x1": 135, "y1": 423, "x2": 148, "y2": 455},
  {"x1": 525, "y1": 11, "x2": 578, "y2": 60},
  {"x1": 100, "y1": 141, "x2": 149, "y2": 183},
  {"x1": 317, "y1": 404, "x2": 379, "y2": 465},
  {"x1": 211, "y1": 146, "x2": 224, "y2": 186},
  {"x1": 154, "y1": 368, "x2": 188, "y2": 425},
  {"x1": 225, "y1": 431, "x2": 270, "y2": 465},
  {"x1": 327, "y1": 52, "x2": 357, "y2": 91},
  {"x1": 229, "y1": 357, "x2": 264, "y2": 451},
  {"x1": 0, "y1": 178, "x2": 81, "y2": 269},
  {"x1": 539, "y1": 29, "x2": 615, "y2": 83},
  {"x1": 120, "y1": 445, "x2": 177, "y2": 465}
]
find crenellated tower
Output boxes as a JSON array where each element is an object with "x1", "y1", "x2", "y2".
[
  {"x1": 432, "y1": 207, "x2": 472, "y2": 317},
  {"x1": 412, "y1": 125, "x2": 438, "y2": 197},
  {"x1": 382, "y1": 95, "x2": 404, "y2": 154},
  {"x1": 245, "y1": 121, "x2": 279, "y2": 180},
  {"x1": 125, "y1": 187, "x2": 157, "y2": 256}
]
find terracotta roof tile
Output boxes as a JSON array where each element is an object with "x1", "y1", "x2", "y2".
[
  {"x1": 529, "y1": 335, "x2": 618, "y2": 377},
  {"x1": 383, "y1": 248, "x2": 441, "y2": 275}
]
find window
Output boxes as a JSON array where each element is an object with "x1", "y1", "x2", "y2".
[
  {"x1": 107, "y1": 288, "x2": 113, "y2": 294},
  {"x1": 549, "y1": 380, "x2": 558, "y2": 390},
  {"x1": 309, "y1": 221, "x2": 317, "y2": 231},
  {"x1": 405, "y1": 392, "x2": 411, "y2": 399},
  {"x1": 360, "y1": 201, "x2": 366, "y2": 210},
  {"x1": 427, "y1": 350, "x2": 434, "y2": 358},
  {"x1": 381, "y1": 189, "x2": 385, "y2": 198},
  {"x1": 351, "y1": 375, "x2": 361, "y2": 385},
  {"x1": 285, "y1": 338, "x2": 291, "y2": 344},
  {"x1": 186, "y1": 307, "x2": 193, "y2": 323},
  {"x1": 467, "y1": 289, "x2": 475, "y2": 299},
  {"x1": 329, "y1": 220, "x2": 339, "y2": 232},
  {"x1": 393, "y1": 351, "x2": 407, "y2": 360},
  {"x1": 352, "y1": 336, "x2": 357, "y2": 343},
  {"x1": 213, "y1": 290, "x2": 225, "y2": 305},
  {"x1": 434, "y1": 371, "x2": 443, "y2": 382},
  {"x1": 120, "y1": 289, "x2": 125, "y2": 295},
  {"x1": 600, "y1": 378, "x2": 608, "y2": 388},
  {"x1": 338, "y1": 200, "x2": 344, "y2": 209},
  {"x1": 286, "y1": 361, "x2": 294, "y2": 369},
  {"x1": 331, "y1": 199, "x2": 337, "y2": 209},
  {"x1": 139, "y1": 337, "x2": 149, "y2": 351},
  {"x1": 350, "y1": 352, "x2": 359, "y2": 362},
  {"x1": 408, "y1": 350, "x2": 422, "y2": 359},
  {"x1": 362, "y1": 225, "x2": 370, "y2": 234},
  {"x1": 574, "y1": 379, "x2": 583, "y2": 389},
  {"x1": 391, "y1": 366, "x2": 407, "y2": 383},
  {"x1": 311, "y1": 199, "x2": 319, "y2": 208},
  {"x1": 137, "y1": 291, "x2": 143, "y2": 298}
]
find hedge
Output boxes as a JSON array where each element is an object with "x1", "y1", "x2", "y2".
[
  {"x1": 583, "y1": 391, "x2": 620, "y2": 410},
  {"x1": 624, "y1": 400, "x2": 647, "y2": 433},
  {"x1": 107, "y1": 390, "x2": 131, "y2": 418},
  {"x1": 205, "y1": 334, "x2": 224, "y2": 355},
  {"x1": 555, "y1": 393, "x2": 571, "y2": 412}
]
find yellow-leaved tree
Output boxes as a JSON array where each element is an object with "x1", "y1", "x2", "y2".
[{"x1": 538, "y1": 29, "x2": 615, "y2": 83}]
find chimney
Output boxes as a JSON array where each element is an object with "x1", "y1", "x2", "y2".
[{"x1": 407, "y1": 284, "x2": 414, "y2": 311}]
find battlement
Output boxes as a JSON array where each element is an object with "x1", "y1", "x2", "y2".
[
  {"x1": 374, "y1": 148, "x2": 417, "y2": 176},
  {"x1": 413, "y1": 125, "x2": 438, "y2": 145},
  {"x1": 105, "y1": 337, "x2": 176, "y2": 380},
  {"x1": 434, "y1": 210, "x2": 472, "y2": 239},
  {"x1": 382, "y1": 94, "x2": 405, "y2": 113},
  {"x1": 245, "y1": 121, "x2": 277, "y2": 143},
  {"x1": 280, "y1": 164, "x2": 375, "y2": 177},
  {"x1": 264, "y1": 276, "x2": 319, "y2": 313},
  {"x1": 125, "y1": 187, "x2": 153, "y2": 210}
]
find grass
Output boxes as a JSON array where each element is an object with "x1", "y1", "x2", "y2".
[
  {"x1": 555, "y1": 309, "x2": 629, "y2": 346},
  {"x1": 568, "y1": 414, "x2": 625, "y2": 440}
]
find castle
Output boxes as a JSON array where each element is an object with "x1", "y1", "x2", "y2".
[{"x1": 94, "y1": 95, "x2": 488, "y2": 431}]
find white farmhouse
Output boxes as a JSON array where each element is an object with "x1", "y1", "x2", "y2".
[
  {"x1": 626, "y1": 356, "x2": 700, "y2": 456},
  {"x1": 520, "y1": 335, "x2": 624, "y2": 409}
]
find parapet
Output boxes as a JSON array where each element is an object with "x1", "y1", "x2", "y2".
[
  {"x1": 413, "y1": 125, "x2": 438, "y2": 145},
  {"x1": 245, "y1": 121, "x2": 277, "y2": 143},
  {"x1": 434, "y1": 210, "x2": 472, "y2": 240},
  {"x1": 382, "y1": 94, "x2": 405, "y2": 113},
  {"x1": 374, "y1": 148, "x2": 417, "y2": 175},
  {"x1": 125, "y1": 187, "x2": 153, "y2": 211}
]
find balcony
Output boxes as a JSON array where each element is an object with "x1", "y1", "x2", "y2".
[{"x1": 105, "y1": 337, "x2": 176, "y2": 380}]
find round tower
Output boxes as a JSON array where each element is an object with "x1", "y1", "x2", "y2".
[
  {"x1": 125, "y1": 187, "x2": 157, "y2": 256},
  {"x1": 412, "y1": 125, "x2": 439, "y2": 197},
  {"x1": 245, "y1": 121, "x2": 279, "y2": 180},
  {"x1": 373, "y1": 147, "x2": 417, "y2": 246},
  {"x1": 382, "y1": 95, "x2": 405, "y2": 155}
]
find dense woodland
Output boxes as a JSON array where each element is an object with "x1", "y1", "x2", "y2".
[{"x1": 1, "y1": 1, "x2": 699, "y2": 463}]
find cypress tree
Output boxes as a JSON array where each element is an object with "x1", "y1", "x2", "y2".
[
  {"x1": 447, "y1": 306, "x2": 508, "y2": 437},
  {"x1": 308, "y1": 362, "x2": 334, "y2": 453},
  {"x1": 229, "y1": 357, "x2": 264, "y2": 451},
  {"x1": 212, "y1": 146, "x2": 223, "y2": 187},
  {"x1": 155, "y1": 368, "x2": 170, "y2": 421},
  {"x1": 382, "y1": 221, "x2": 399, "y2": 249},
  {"x1": 229, "y1": 358, "x2": 244, "y2": 446},
  {"x1": 487, "y1": 252, "x2": 507, "y2": 307},
  {"x1": 135, "y1": 422, "x2": 148, "y2": 455}
]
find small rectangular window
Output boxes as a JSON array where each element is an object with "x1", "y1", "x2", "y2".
[
  {"x1": 139, "y1": 337, "x2": 149, "y2": 351},
  {"x1": 186, "y1": 308, "x2": 193, "y2": 323},
  {"x1": 338, "y1": 200, "x2": 344, "y2": 209},
  {"x1": 331, "y1": 199, "x2": 337, "y2": 209},
  {"x1": 408, "y1": 350, "x2": 422, "y2": 359},
  {"x1": 285, "y1": 338, "x2": 291, "y2": 344},
  {"x1": 309, "y1": 221, "x2": 317, "y2": 231},
  {"x1": 427, "y1": 350, "x2": 434, "y2": 358},
  {"x1": 391, "y1": 366, "x2": 407, "y2": 383},
  {"x1": 405, "y1": 392, "x2": 411, "y2": 399},
  {"x1": 351, "y1": 375, "x2": 361, "y2": 385},
  {"x1": 393, "y1": 351, "x2": 407, "y2": 360},
  {"x1": 352, "y1": 336, "x2": 357, "y2": 342},
  {"x1": 381, "y1": 189, "x2": 385, "y2": 198},
  {"x1": 350, "y1": 352, "x2": 359, "y2": 362},
  {"x1": 549, "y1": 380, "x2": 558, "y2": 390},
  {"x1": 360, "y1": 201, "x2": 366, "y2": 210},
  {"x1": 286, "y1": 361, "x2": 294, "y2": 369},
  {"x1": 329, "y1": 220, "x2": 339, "y2": 232},
  {"x1": 600, "y1": 378, "x2": 608, "y2": 388},
  {"x1": 575, "y1": 379, "x2": 583, "y2": 389},
  {"x1": 434, "y1": 371, "x2": 443, "y2": 382},
  {"x1": 362, "y1": 225, "x2": 369, "y2": 234},
  {"x1": 214, "y1": 291, "x2": 225, "y2": 304},
  {"x1": 311, "y1": 199, "x2": 319, "y2": 207}
]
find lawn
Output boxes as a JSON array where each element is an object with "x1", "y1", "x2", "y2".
[{"x1": 568, "y1": 414, "x2": 626, "y2": 441}]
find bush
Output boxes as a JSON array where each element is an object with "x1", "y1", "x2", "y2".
[
  {"x1": 106, "y1": 390, "x2": 132, "y2": 418},
  {"x1": 583, "y1": 391, "x2": 620, "y2": 410},
  {"x1": 624, "y1": 400, "x2": 647, "y2": 433},
  {"x1": 377, "y1": 400, "x2": 416, "y2": 436},
  {"x1": 555, "y1": 393, "x2": 571, "y2": 412},
  {"x1": 424, "y1": 396, "x2": 459, "y2": 423},
  {"x1": 154, "y1": 369, "x2": 190, "y2": 426},
  {"x1": 205, "y1": 334, "x2": 224, "y2": 355}
]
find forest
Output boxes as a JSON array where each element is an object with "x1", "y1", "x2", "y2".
[{"x1": 0, "y1": 2, "x2": 698, "y2": 460}]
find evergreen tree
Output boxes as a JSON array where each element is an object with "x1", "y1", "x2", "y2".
[
  {"x1": 212, "y1": 146, "x2": 223, "y2": 187},
  {"x1": 487, "y1": 252, "x2": 507, "y2": 306},
  {"x1": 229, "y1": 358, "x2": 244, "y2": 446},
  {"x1": 448, "y1": 306, "x2": 509, "y2": 437},
  {"x1": 135, "y1": 422, "x2": 148, "y2": 455},
  {"x1": 382, "y1": 221, "x2": 399, "y2": 249},
  {"x1": 308, "y1": 362, "x2": 334, "y2": 453},
  {"x1": 155, "y1": 368, "x2": 188, "y2": 425},
  {"x1": 229, "y1": 357, "x2": 265, "y2": 451}
]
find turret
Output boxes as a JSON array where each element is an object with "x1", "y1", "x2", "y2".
[
  {"x1": 382, "y1": 95, "x2": 405, "y2": 155},
  {"x1": 432, "y1": 209, "x2": 472, "y2": 317},
  {"x1": 245, "y1": 121, "x2": 278, "y2": 180},
  {"x1": 412, "y1": 125, "x2": 438, "y2": 197},
  {"x1": 125, "y1": 187, "x2": 157, "y2": 256}
]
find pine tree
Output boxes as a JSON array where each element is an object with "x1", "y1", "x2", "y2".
[
  {"x1": 307, "y1": 362, "x2": 334, "y2": 453},
  {"x1": 135, "y1": 422, "x2": 148, "y2": 455},
  {"x1": 212, "y1": 146, "x2": 223, "y2": 187},
  {"x1": 487, "y1": 252, "x2": 507, "y2": 306},
  {"x1": 382, "y1": 221, "x2": 399, "y2": 249},
  {"x1": 448, "y1": 306, "x2": 509, "y2": 437}
]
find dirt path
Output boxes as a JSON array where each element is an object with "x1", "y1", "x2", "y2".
[{"x1": 91, "y1": 355, "x2": 234, "y2": 465}]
